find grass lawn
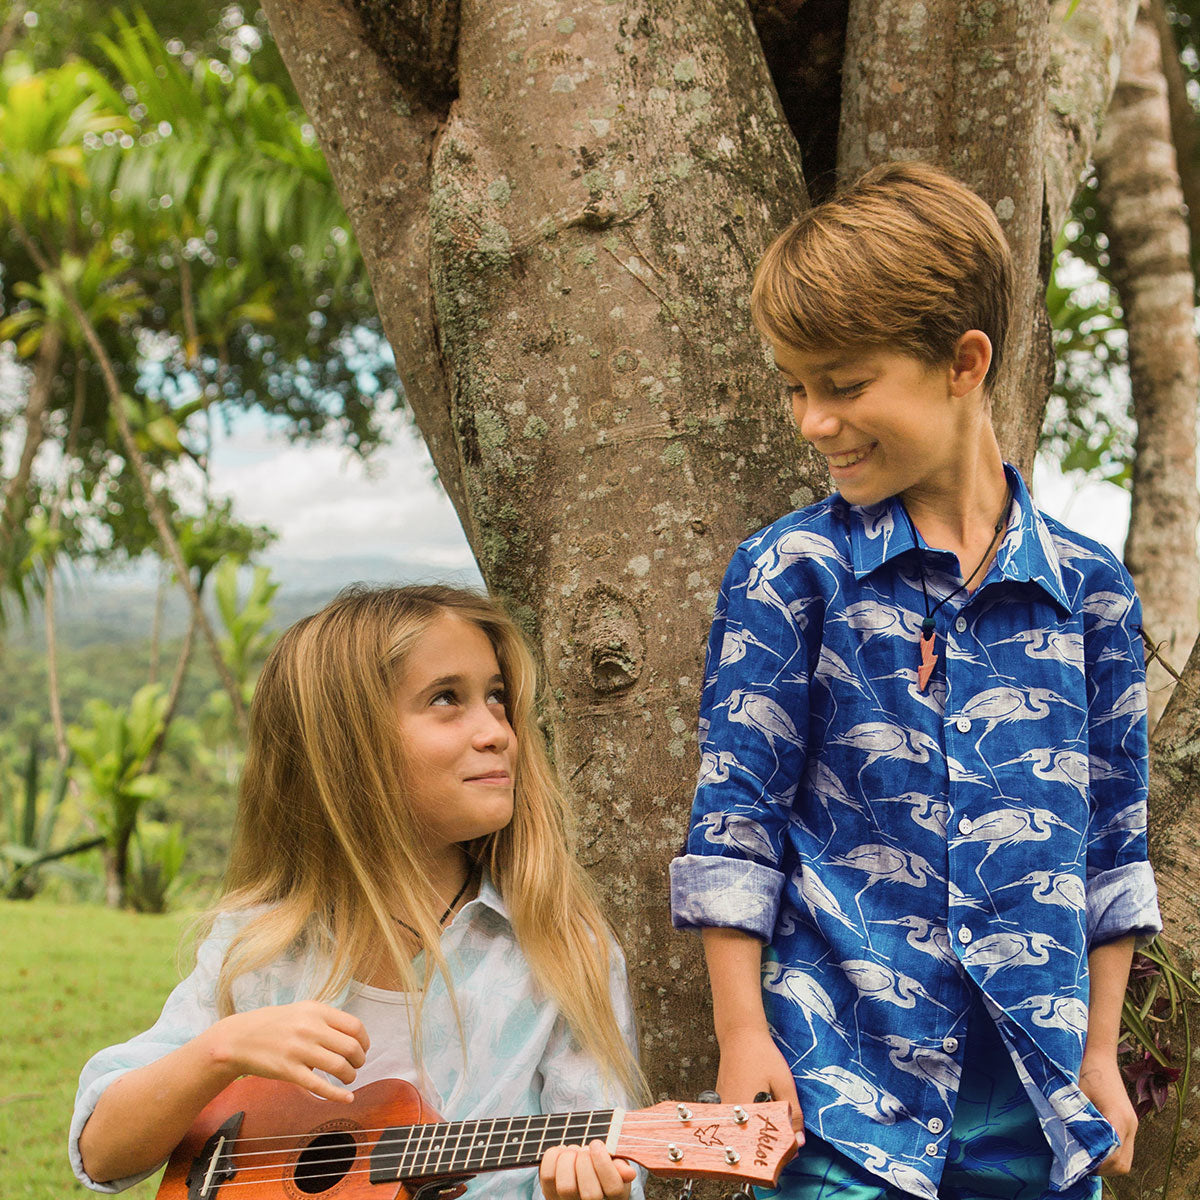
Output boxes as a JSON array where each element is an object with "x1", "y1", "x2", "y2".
[{"x1": 0, "y1": 901, "x2": 194, "y2": 1199}]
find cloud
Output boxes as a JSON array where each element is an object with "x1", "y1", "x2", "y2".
[{"x1": 207, "y1": 414, "x2": 476, "y2": 567}]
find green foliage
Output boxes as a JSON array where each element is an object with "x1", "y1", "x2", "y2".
[
  {"x1": 126, "y1": 818, "x2": 187, "y2": 913},
  {"x1": 68, "y1": 684, "x2": 171, "y2": 904},
  {"x1": 214, "y1": 558, "x2": 278, "y2": 697},
  {"x1": 0, "y1": 7, "x2": 400, "y2": 617},
  {"x1": 1041, "y1": 193, "x2": 1133, "y2": 489},
  {"x1": 0, "y1": 737, "x2": 100, "y2": 899},
  {"x1": 1118, "y1": 938, "x2": 1198, "y2": 1192}
]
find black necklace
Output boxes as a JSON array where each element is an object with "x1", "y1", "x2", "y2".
[
  {"x1": 393, "y1": 866, "x2": 475, "y2": 941},
  {"x1": 900, "y1": 479, "x2": 1012, "y2": 693}
]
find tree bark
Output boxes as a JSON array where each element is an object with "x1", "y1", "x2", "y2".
[
  {"x1": 265, "y1": 0, "x2": 827, "y2": 1102},
  {"x1": 1149, "y1": 0, "x2": 1200, "y2": 279},
  {"x1": 1120, "y1": 638, "x2": 1200, "y2": 1198},
  {"x1": 1044, "y1": 0, "x2": 1140, "y2": 239},
  {"x1": 0, "y1": 324, "x2": 61, "y2": 547},
  {"x1": 838, "y1": 0, "x2": 1052, "y2": 475},
  {"x1": 263, "y1": 0, "x2": 1154, "y2": 1120},
  {"x1": 1095, "y1": 0, "x2": 1200, "y2": 730}
]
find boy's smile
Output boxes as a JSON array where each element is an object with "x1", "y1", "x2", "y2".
[{"x1": 769, "y1": 336, "x2": 986, "y2": 509}]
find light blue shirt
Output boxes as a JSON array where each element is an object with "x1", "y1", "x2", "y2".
[
  {"x1": 670, "y1": 466, "x2": 1161, "y2": 1198},
  {"x1": 71, "y1": 877, "x2": 641, "y2": 1200}
]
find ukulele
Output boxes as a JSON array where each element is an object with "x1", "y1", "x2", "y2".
[{"x1": 156, "y1": 1076, "x2": 797, "y2": 1200}]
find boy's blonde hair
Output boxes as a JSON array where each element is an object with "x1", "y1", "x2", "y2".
[
  {"x1": 750, "y1": 160, "x2": 1014, "y2": 392},
  {"x1": 207, "y1": 583, "x2": 643, "y2": 1100}
]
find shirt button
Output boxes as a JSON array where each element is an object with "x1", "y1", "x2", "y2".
[
  {"x1": 942, "y1": 1036, "x2": 959, "y2": 1054},
  {"x1": 928, "y1": 1117, "x2": 944, "y2": 1134},
  {"x1": 925, "y1": 1143, "x2": 940, "y2": 1157},
  {"x1": 955, "y1": 716, "x2": 971, "y2": 733},
  {"x1": 958, "y1": 817, "x2": 973, "y2": 835},
  {"x1": 954, "y1": 616, "x2": 968, "y2": 633},
  {"x1": 958, "y1": 926, "x2": 973, "y2": 945}
]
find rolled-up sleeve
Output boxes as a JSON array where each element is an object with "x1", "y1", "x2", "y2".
[
  {"x1": 670, "y1": 542, "x2": 813, "y2": 936},
  {"x1": 1084, "y1": 583, "x2": 1162, "y2": 948}
]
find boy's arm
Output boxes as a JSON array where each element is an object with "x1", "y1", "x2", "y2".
[
  {"x1": 702, "y1": 927, "x2": 803, "y2": 1135},
  {"x1": 1080, "y1": 936, "x2": 1137, "y2": 1177}
]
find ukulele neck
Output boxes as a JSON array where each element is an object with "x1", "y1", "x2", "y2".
[{"x1": 370, "y1": 1109, "x2": 622, "y2": 1184}]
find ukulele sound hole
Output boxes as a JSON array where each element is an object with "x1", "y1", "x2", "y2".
[{"x1": 294, "y1": 1131, "x2": 357, "y2": 1193}]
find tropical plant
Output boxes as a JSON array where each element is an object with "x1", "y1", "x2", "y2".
[
  {"x1": 125, "y1": 817, "x2": 186, "y2": 913},
  {"x1": 67, "y1": 683, "x2": 170, "y2": 907},
  {"x1": 0, "y1": 735, "x2": 102, "y2": 899}
]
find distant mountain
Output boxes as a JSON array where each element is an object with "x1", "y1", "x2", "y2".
[{"x1": 17, "y1": 554, "x2": 484, "y2": 649}]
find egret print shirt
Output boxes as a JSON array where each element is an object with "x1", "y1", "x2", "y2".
[{"x1": 670, "y1": 466, "x2": 1161, "y2": 1198}]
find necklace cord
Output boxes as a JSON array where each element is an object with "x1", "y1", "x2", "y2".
[
  {"x1": 900, "y1": 479, "x2": 1012, "y2": 640},
  {"x1": 393, "y1": 865, "x2": 476, "y2": 941}
]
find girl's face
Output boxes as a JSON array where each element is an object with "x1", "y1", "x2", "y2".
[{"x1": 394, "y1": 612, "x2": 516, "y2": 866}]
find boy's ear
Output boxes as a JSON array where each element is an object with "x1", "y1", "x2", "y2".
[{"x1": 948, "y1": 330, "x2": 992, "y2": 397}]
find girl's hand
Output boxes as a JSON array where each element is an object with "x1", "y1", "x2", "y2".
[
  {"x1": 1080, "y1": 1053, "x2": 1137, "y2": 1175},
  {"x1": 715, "y1": 1027, "x2": 805, "y2": 1138},
  {"x1": 540, "y1": 1141, "x2": 637, "y2": 1200},
  {"x1": 202, "y1": 1001, "x2": 370, "y2": 1103}
]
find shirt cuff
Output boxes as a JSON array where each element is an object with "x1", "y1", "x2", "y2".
[
  {"x1": 669, "y1": 854, "x2": 785, "y2": 939},
  {"x1": 1087, "y1": 860, "x2": 1162, "y2": 949}
]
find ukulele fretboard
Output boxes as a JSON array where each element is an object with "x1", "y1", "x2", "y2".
[{"x1": 370, "y1": 1110, "x2": 619, "y2": 1183}]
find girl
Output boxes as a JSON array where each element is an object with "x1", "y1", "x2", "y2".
[{"x1": 71, "y1": 584, "x2": 645, "y2": 1200}]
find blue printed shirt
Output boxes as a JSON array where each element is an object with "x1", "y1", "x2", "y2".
[{"x1": 669, "y1": 467, "x2": 1161, "y2": 1198}]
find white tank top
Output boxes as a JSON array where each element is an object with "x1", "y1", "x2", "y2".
[{"x1": 342, "y1": 982, "x2": 437, "y2": 1102}]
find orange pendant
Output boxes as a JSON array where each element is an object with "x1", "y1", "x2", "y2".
[{"x1": 917, "y1": 631, "x2": 938, "y2": 692}]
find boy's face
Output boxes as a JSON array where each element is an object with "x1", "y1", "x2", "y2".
[{"x1": 770, "y1": 338, "x2": 971, "y2": 507}]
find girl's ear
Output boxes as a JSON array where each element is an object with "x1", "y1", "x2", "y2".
[{"x1": 949, "y1": 330, "x2": 992, "y2": 397}]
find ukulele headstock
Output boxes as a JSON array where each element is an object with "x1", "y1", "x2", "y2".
[{"x1": 616, "y1": 1099, "x2": 797, "y2": 1186}]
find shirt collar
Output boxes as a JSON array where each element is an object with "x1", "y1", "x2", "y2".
[
  {"x1": 465, "y1": 871, "x2": 511, "y2": 922},
  {"x1": 846, "y1": 463, "x2": 1071, "y2": 612}
]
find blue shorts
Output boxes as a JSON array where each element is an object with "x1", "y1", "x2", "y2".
[{"x1": 759, "y1": 1002, "x2": 1104, "y2": 1200}]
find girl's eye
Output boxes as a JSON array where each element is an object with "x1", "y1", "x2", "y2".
[
  {"x1": 430, "y1": 690, "x2": 457, "y2": 707},
  {"x1": 488, "y1": 688, "x2": 508, "y2": 708},
  {"x1": 833, "y1": 381, "x2": 867, "y2": 397}
]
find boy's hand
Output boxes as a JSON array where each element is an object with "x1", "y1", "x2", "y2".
[
  {"x1": 715, "y1": 1027, "x2": 805, "y2": 1138},
  {"x1": 201, "y1": 1001, "x2": 370, "y2": 1102},
  {"x1": 539, "y1": 1141, "x2": 637, "y2": 1200},
  {"x1": 1080, "y1": 1053, "x2": 1137, "y2": 1175}
]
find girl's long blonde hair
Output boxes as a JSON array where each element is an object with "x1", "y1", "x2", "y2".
[{"x1": 208, "y1": 584, "x2": 643, "y2": 1100}]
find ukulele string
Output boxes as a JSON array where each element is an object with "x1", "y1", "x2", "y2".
[
  {"x1": 201, "y1": 1109, "x2": 685, "y2": 1153},
  {"x1": 169, "y1": 1132, "x2": 743, "y2": 1191}
]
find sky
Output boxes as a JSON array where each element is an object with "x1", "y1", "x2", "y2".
[
  {"x1": 204, "y1": 409, "x2": 480, "y2": 577},
  {"x1": 202, "y1": 409, "x2": 1133, "y2": 573}
]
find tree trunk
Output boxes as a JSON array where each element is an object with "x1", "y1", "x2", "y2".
[
  {"x1": 1095, "y1": 0, "x2": 1200, "y2": 730},
  {"x1": 265, "y1": 0, "x2": 830, "y2": 1101},
  {"x1": 1149, "y1": 0, "x2": 1200, "y2": 280},
  {"x1": 263, "y1": 0, "x2": 1151, "y2": 1117},
  {"x1": 1116, "y1": 634, "x2": 1200, "y2": 1199},
  {"x1": 0, "y1": 324, "x2": 61, "y2": 546},
  {"x1": 838, "y1": 0, "x2": 1052, "y2": 475}
]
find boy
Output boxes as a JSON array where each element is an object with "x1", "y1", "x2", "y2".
[{"x1": 669, "y1": 162, "x2": 1161, "y2": 1200}]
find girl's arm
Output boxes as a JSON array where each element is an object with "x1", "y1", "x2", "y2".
[
  {"x1": 702, "y1": 927, "x2": 803, "y2": 1132},
  {"x1": 78, "y1": 1002, "x2": 369, "y2": 1186},
  {"x1": 1079, "y1": 935, "x2": 1137, "y2": 1176}
]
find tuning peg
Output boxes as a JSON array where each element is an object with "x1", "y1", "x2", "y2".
[
  {"x1": 697, "y1": 1089, "x2": 721, "y2": 1104},
  {"x1": 753, "y1": 1091, "x2": 773, "y2": 1103},
  {"x1": 675, "y1": 1178, "x2": 696, "y2": 1200},
  {"x1": 725, "y1": 1189, "x2": 754, "y2": 1200}
]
